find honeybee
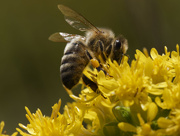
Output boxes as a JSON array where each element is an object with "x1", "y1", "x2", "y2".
[{"x1": 49, "y1": 5, "x2": 128, "y2": 93}]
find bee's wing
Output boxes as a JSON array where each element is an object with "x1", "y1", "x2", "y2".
[
  {"x1": 58, "y1": 5, "x2": 100, "y2": 33},
  {"x1": 49, "y1": 32, "x2": 86, "y2": 42}
]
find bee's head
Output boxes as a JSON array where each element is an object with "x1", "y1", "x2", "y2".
[
  {"x1": 113, "y1": 35, "x2": 128, "y2": 54},
  {"x1": 106, "y1": 35, "x2": 128, "y2": 64}
]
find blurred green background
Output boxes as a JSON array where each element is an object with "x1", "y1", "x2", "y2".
[{"x1": 1, "y1": 0, "x2": 180, "y2": 134}]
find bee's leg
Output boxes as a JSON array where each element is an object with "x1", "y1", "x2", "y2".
[
  {"x1": 97, "y1": 40, "x2": 113, "y2": 63},
  {"x1": 85, "y1": 50, "x2": 100, "y2": 68},
  {"x1": 105, "y1": 44, "x2": 112, "y2": 58},
  {"x1": 85, "y1": 50, "x2": 93, "y2": 60},
  {"x1": 82, "y1": 74, "x2": 98, "y2": 92},
  {"x1": 111, "y1": 41, "x2": 124, "y2": 64},
  {"x1": 96, "y1": 40, "x2": 107, "y2": 63},
  {"x1": 82, "y1": 74, "x2": 106, "y2": 99},
  {"x1": 86, "y1": 40, "x2": 108, "y2": 73},
  {"x1": 85, "y1": 50, "x2": 106, "y2": 73}
]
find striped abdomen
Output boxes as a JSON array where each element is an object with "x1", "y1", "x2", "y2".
[{"x1": 60, "y1": 41, "x2": 89, "y2": 90}]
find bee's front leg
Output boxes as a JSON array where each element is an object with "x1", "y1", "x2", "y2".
[{"x1": 96, "y1": 40, "x2": 107, "y2": 63}]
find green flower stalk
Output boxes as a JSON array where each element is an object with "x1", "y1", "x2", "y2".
[{"x1": 14, "y1": 45, "x2": 180, "y2": 136}]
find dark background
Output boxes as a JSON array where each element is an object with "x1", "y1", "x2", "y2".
[{"x1": 1, "y1": 0, "x2": 180, "y2": 134}]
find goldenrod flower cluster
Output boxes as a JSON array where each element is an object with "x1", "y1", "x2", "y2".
[{"x1": 2, "y1": 45, "x2": 180, "y2": 136}]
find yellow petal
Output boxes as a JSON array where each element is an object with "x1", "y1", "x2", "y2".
[
  {"x1": 118, "y1": 122, "x2": 136, "y2": 133},
  {"x1": 147, "y1": 102, "x2": 158, "y2": 122},
  {"x1": 157, "y1": 117, "x2": 173, "y2": 128},
  {"x1": 0, "y1": 121, "x2": 5, "y2": 134},
  {"x1": 150, "y1": 48, "x2": 159, "y2": 59}
]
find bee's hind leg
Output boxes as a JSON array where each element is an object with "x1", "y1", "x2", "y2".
[
  {"x1": 85, "y1": 49, "x2": 106, "y2": 73},
  {"x1": 65, "y1": 76, "x2": 103, "y2": 102},
  {"x1": 82, "y1": 74, "x2": 98, "y2": 92},
  {"x1": 82, "y1": 74, "x2": 106, "y2": 99}
]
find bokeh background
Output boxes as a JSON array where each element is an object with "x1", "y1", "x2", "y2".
[{"x1": 1, "y1": 0, "x2": 180, "y2": 134}]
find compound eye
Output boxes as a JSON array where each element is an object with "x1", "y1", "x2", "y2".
[{"x1": 114, "y1": 39, "x2": 122, "y2": 49}]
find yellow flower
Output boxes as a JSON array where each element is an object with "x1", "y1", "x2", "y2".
[
  {"x1": 72, "y1": 45, "x2": 180, "y2": 135},
  {"x1": 17, "y1": 99, "x2": 98, "y2": 136},
  {"x1": 157, "y1": 109, "x2": 180, "y2": 135},
  {"x1": 17, "y1": 99, "x2": 70, "y2": 136},
  {"x1": 17, "y1": 45, "x2": 180, "y2": 136},
  {"x1": 0, "y1": 121, "x2": 18, "y2": 136},
  {"x1": 118, "y1": 102, "x2": 160, "y2": 136}
]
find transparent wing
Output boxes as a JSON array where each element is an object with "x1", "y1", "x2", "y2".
[
  {"x1": 58, "y1": 5, "x2": 100, "y2": 33},
  {"x1": 49, "y1": 32, "x2": 86, "y2": 42}
]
